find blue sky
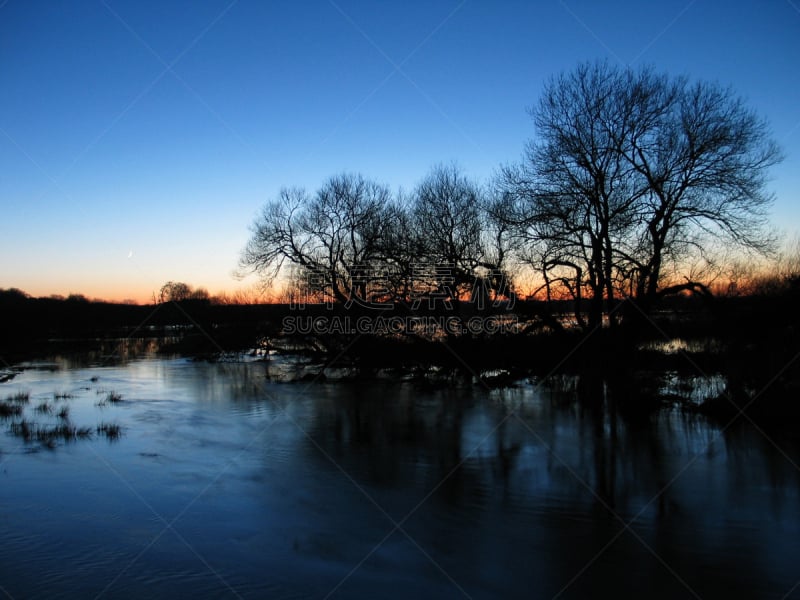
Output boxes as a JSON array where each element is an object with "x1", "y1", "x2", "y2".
[{"x1": 1, "y1": 1, "x2": 799, "y2": 302}]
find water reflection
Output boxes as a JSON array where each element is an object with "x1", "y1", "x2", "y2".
[
  {"x1": 0, "y1": 358, "x2": 798, "y2": 598},
  {"x1": 300, "y1": 375, "x2": 800, "y2": 597}
]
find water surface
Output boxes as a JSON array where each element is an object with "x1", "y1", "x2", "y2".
[{"x1": 1, "y1": 356, "x2": 798, "y2": 599}]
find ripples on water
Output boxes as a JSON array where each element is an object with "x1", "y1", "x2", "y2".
[{"x1": 0, "y1": 356, "x2": 798, "y2": 598}]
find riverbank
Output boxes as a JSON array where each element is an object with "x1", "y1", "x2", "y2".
[{"x1": 2, "y1": 289, "x2": 798, "y2": 421}]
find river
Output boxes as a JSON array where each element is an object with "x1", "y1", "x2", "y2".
[{"x1": 0, "y1": 354, "x2": 798, "y2": 598}]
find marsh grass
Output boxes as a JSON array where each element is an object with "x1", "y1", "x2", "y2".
[
  {"x1": 6, "y1": 391, "x2": 29, "y2": 404},
  {"x1": 10, "y1": 419, "x2": 93, "y2": 445},
  {"x1": 35, "y1": 402, "x2": 53, "y2": 414},
  {"x1": 4, "y1": 386, "x2": 126, "y2": 447},
  {"x1": 96, "y1": 422, "x2": 122, "y2": 440},
  {"x1": 9, "y1": 419, "x2": 32, "y2": 440},
  {"x1": 0, "y1": 400, "x2": 23, "y2": 418},
  {"x1": 96, "y1": 390, "x2": 123, "y2": 407},
  {"x1": 1, "y1": 391, "x2": 31, "y2": 417}
]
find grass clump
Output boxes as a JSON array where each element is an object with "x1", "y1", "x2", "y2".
[
  {"x1": 5, "y1": 391, "x2": 29, "y2": 404},
  {"x1": 35, "y1": 402, "x2": 52, "y2": 414},
  {"x1": 10, "y1": 419, "x2": 33, "y2": 441},
  {"x1": 5, "y1": 388, "x2": 125, "y2": 447},
  {"x1": 0, "y1": 401, "x2": 23, "y2": 418},
  {"x1": 96, "y1": 422, "x2": 122, "y2": 440},
  {"x1": 10, "y1": 420, "x2": 93, "y2": 445},
  {"x1": 76, "y1": 426, "x2": 94, "y2": 439},
  {"x1": 95, "y1": 390, "x2": 123, "y2": 407}
]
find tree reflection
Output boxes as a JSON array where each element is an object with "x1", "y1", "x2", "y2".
[{"x1": 289, "y1": 373, "x2": 800, "y2": 597}]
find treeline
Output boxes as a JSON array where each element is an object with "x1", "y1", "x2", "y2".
[
  {"x1": 0, "y1": 287, "x2": 285, "y2": 362},
  {"x1": 2, "y1": 280, "x2": 800, "y2": 405},
  {"x1": 240, "y1": 61, "x2": 783, "y2": 330}
]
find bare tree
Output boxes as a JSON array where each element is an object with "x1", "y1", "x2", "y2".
[
  {"x1": 240, "y1": 173, "x2": 394, "y2": 305},
  {"x1": 500, "y1": 61, "x2": 782, "y2": 327},
  {"x1": 618, "y1": 74, "x2": 782, "y2": 310},
  {"x1": 500, "y1": 63, "x2": 643, "y2": 328},
  {"x1": 412, "y1": 164, "x2": 512, "y2": 307},
  {"x1": 376, "y1": 194, "x2": 424, "y2": 304}
]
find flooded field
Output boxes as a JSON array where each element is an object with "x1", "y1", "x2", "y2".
[{"x1": 1, "y1": 355, "x2": 798, "y2": 598}]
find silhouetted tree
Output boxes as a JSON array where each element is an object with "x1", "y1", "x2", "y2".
[
  {"x1": 617, "y1": 71, "x2": 781, "y2": 311},
  {"x1": 376, "y1": 195, "x2": 424, "y2": 304},
  {"x1": 499, "y1": 63, "x2": 642, "y2": 327},
  {"x1": 159, "y1": 281, "x2": 192, "y2": 303},
  {"x1": 500, "y1": 61, "x2": 781, "y2": 327},
  {"x1": 0, "y1": 288, "x2": 29, "y2": 303},
  {"x1": 412, "y1": 164, "x2": 513, "y2": 307},
  {"x1": 240, "y1": 173, "x2": 394, "y2": 305}
]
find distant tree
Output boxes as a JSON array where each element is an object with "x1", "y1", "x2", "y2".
[
  {"x1": 159, "y1": 281, "x2": 192, "y2": 303},
  {"x1": 0, "y1": 288, "x2": 29, "y2": 302},
  {"x1": 190, "y1": 287, "x2": 209, "y2": 301},
  {"x1": 209, "y1": 289, "x2": 259, "y2": 305},
  {"x1": 500, "y1": 61, "x2": 782, "y2": 327}
]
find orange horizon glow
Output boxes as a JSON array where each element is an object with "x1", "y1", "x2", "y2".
[
  {"x1": 4, "y1": 248, "x2": 795, "y2": 306},
  {"x1": 1, "y1": 282, "x2": 278, "y2": 306},
  {"x1": 4, "y1": 273, "x2": 787, "y2": 307}
]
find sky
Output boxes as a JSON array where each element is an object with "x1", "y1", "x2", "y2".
[{"x1": 1, "y1": 0, "x2": 799, "y2": 303}]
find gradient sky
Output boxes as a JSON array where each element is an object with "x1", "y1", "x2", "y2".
[{"x1": 2, "y1": 1, "x2": 799, "y2": 303}]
